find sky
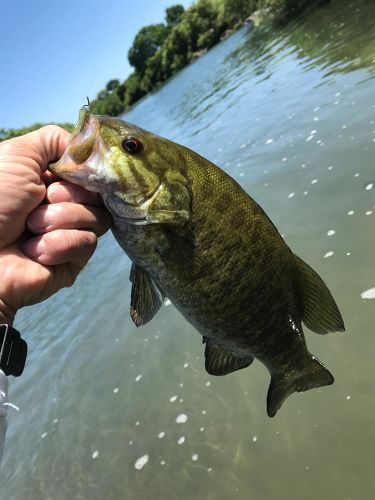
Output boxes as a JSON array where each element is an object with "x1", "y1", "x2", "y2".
[{"x1": 0, "y1": 0, "x2": 192, "y2": 129}]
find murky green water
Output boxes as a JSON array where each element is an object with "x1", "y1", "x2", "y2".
[{"x1": 1, "y1": 0, "x2": 375, "y2": 498}]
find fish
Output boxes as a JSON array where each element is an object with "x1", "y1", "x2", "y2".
[{"x1": 50, "y1": 108, "x2": 345, "y2": 417}]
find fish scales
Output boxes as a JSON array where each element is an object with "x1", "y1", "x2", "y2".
[{"x1": 50, "y1": 109, "x2": 345, "y2": 417}]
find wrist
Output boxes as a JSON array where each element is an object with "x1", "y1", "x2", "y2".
[{"x1": 0, "y1": 299, "x2": 16, "y2": 326}]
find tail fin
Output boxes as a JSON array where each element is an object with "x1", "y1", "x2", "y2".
[{"x1": 267, "y1": 356, "x2": 334, "y2": 417}]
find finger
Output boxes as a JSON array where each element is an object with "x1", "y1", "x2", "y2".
[
  {"x1": 36, "y1": 125, "x2": 71, "y2": 168},
  {"x1": 42, "y1": 170, "x2": 61, "y2": 186},
  {"x1": 21, "y1": 229, "x2": 97, "y2": 267},
  {"x1": 27, "y1": 202, "x2": 111, "y2": 237},
  {"x1": 46, "y1": 181, "x2": 104, "y2": 206}
]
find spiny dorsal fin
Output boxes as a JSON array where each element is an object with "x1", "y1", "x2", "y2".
[
  {"x1": 294, "y1": 254, "x2": 345, "y2": 335},
  {"x1": 267, "y1": 355, "x2": 334, "y2": 417},
  {"x1": 130, "y1": 264, "x2": 164, "y2": 327},
  {"x1": 203, "y1": 337, "x2": 254, "y2": 376}
]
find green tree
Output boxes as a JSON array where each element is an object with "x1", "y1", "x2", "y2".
[
  {"x1": 128, "y1": 24, "x2": 169, "y2": 75},
  {"x1": 165, "y1": 4, "x2": 185, "y2": 26},
  {"x1": 106, "y1": 79, "x2": 120, "y2": 92},
  {"x1": 124, "y1": 73, "x2": 146, "y2": 107}
]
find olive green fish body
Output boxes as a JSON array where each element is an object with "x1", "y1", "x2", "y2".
[{"x1": 50, "y1": 110, "x2": 345, "y2": 417}]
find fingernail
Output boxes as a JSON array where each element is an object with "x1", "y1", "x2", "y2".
[
  {"x1": 47, "y1": 184, "x2": 63, "y2": 203},
  {"x1": 21, "y1": 238, "x2": 46, "y2": 259}
]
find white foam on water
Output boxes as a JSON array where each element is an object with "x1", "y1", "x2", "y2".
[
  {"x1": 170, "y1": 395, "x2": 177, "y2": 403},
  {"x1": 324, "y1": 251, "x2": 334, "y2": 258},
  {"x1": 135, "y1": 374, "x2": 142, "y2": 382},
  {"x1": 134, "y1": 454, "x2": 149, "y2": 470},
  {"x1": 158, "y1": 431, "x2": 165, "y2": 439},
  {"x1": 176, "y1": 414, "x2": 188, "y2": 424},
  {"x1": 177, "y1": 436, "x2": 186, "y2": 444},
  {"x1": 361, "y1": 288, "x2": 375, "y2": 299},
  {"x1": 92, "y1": 450, "x2": 99, "y2": 459},
  {"x1": 327, "y1": 230, "x2": 336, "y2": 236}
]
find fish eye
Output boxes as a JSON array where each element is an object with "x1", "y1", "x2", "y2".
[{"x1": 122, "y1": 137, "x2": 142, "y2": 154}]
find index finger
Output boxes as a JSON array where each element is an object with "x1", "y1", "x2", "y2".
[{"x1": 46, "y1": 181, "x2": 104, "y2": 206}]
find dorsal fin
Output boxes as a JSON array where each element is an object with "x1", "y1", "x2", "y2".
[
  {"x1": 203, "y1": 337, "x2": 254, "y2": 376},
  {"x1": 294, "y1": 254, "x2": 345, "y2": 334}
]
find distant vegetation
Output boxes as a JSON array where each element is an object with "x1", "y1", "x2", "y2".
[
  {"x1": 1, "y1": 0, "x2": 329, "y2": 141},
  {"x1": 0, "y1": 122, "x2": 74, "y2": 141}
]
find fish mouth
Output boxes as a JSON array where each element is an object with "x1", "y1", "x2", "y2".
[{"x1": 50, "y1": 108, "x2": 111, "y2": 193}]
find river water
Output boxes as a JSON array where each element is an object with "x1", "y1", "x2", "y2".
[{"x1": 1, "y1": 0, "x2": 374, "y2": 498}]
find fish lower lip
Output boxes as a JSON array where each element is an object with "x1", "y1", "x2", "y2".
[{"x1": 49, "y1": 109, "x2": 100, "y2": 180}]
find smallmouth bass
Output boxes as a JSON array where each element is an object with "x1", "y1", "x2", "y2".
[{"x1": 50, "y1": 109, "x2": 345, "y2": 417}]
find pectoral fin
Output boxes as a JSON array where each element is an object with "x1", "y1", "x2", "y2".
[
  {"x1": 294, "y1": 254, "x2": 345, "y2": 334},
  {"x1": 203, "y1": 337, "x2": 254, "y2": 375},
  {"x1": 130, "y1": 264, "x2": 164, "y2": 326}
]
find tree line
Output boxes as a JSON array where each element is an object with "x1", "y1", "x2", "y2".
[{"x1": 1, "y1": 0, "x2": 327, "y2": 140}]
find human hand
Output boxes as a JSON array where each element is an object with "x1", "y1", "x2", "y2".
[{"x1": 0, "y1": 125, "x2": 111, "y2": 324}]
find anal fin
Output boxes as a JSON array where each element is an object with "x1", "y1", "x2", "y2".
[
  {"x1": 203, "y1": 337, "x2": 254, "y2": 376},
  {"x1": 130, "y1": 264, "x2": 164, "y2": 327}
]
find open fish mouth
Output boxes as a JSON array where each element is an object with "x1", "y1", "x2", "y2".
[{"x1": 50, "y1": 108, "x2": 113, "y2": 193}]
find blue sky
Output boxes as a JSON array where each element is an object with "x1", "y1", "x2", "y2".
[{"x1": 1, "y1": 0, "x2": 192, "y2": 129}]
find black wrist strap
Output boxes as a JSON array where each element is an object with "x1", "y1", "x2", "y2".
[{"x1": 0, "y1": 325, "x2": 27, "y2": 376}]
